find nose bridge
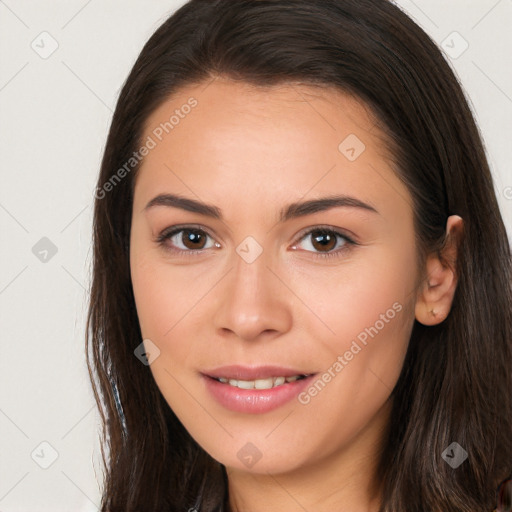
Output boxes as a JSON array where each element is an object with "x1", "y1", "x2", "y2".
[
  {"x1": 230, "y1": 240, "x2": 273, "y2": 315},
  {"x1": 213, "y1": 236, "x2": 292, "y2": 340}
]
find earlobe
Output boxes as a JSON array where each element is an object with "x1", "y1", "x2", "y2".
[{"x1": 415, "y1": 215, "x2": 464, "y2": 326}]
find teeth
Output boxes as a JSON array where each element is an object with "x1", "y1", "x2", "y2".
[
  {"x1": 217, "y1": 375, "x2": 305, "y2": 389},
  {"x1": 233, "y1": 379, "x2": 254, "y2": 389},
  {"x1": 254, "y1": 378, "x2": 274, "y2": 389}
]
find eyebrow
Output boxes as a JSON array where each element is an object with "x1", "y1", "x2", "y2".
[{"x1": 144, "y1": 193, "x2": 379, "y2": 222}]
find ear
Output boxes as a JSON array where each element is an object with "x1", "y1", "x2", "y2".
[{"x1": 415, "y1": 215, "x2": 464, "y2": 326}]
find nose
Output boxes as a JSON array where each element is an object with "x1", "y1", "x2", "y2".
[{"x1": 212, "y1": 246, "x2": 293, "y2": 342}]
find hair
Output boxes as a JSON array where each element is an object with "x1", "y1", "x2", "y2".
[{"x1": 86, "y1": 0, "x2": 512, "y2": 510}]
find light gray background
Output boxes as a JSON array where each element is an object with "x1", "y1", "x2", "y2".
[{"x1": 1, "y1": 1, "x2": 511, "y2": 510}]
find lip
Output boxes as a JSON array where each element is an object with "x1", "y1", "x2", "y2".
[{"x1": 201, "y1": 365, "x2": 316, "y2": 414}]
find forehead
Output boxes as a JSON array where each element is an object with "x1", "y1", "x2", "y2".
[
  {"x1": 134, "y1": 78, "x2": 407, "y2": 221},
  {"x1": 140, "y1": 78, "x2": 387, "y2": 157}
]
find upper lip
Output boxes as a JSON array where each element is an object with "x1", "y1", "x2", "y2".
[{"x1": 203, "y1": 365, "x2": 315, "y2": 380}]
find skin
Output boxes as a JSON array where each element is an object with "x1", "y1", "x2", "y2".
[{"x1": 129, "y1": 77, "x2": 463, "y2": 512}]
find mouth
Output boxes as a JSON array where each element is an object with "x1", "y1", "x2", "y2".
[
  {"x1": 201, "y1": 365, "x2": 317, "y2": 414},
  {"x1": 211, "y1": 374, "x2": 310, "y2": 390}
]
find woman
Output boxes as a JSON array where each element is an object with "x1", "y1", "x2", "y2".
[{"x1": 87, "y1": 1, "x2": 512, "y2": 510}]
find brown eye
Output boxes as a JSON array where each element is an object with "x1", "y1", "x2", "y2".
[
  {"x1": 292, "y1": 226, "x2": 355, "y2": 260},
  {"x1": 180, "y1": 229, "x2": 208, "y2": 250},
  {"x1": 157, "y1": 226, "x2": 217, "y2": 254},
  {"x1": 309, "y1": 230, "x2": 337, "y2": 252}
]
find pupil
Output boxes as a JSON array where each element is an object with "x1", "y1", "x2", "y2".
[
  {"x1": 183, "y1": 229, "x2": 205, "y2": 249},
  {"x1": 313, "y1": 230, "x2": 335, "y2": 251}
]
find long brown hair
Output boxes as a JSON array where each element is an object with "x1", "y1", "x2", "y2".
[{"x1": 86, "y1": 1, "x2": 512, "y2": 510}]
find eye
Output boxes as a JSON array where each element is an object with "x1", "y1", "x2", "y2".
[
  {"x1": 156, "y1": 225, "x2": 217, "y2": 255},
  {"x1": 155, "y1": 224, "x2": 356, "y2": 260},
  {"x1": 291, "y1": 226, "x2": 356, "y2": 259}
]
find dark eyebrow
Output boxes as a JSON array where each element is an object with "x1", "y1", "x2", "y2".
[{"x1": 144, "y1": 193, "x2": 379, "y2": 221}]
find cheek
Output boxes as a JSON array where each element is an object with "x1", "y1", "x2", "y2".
[
  {"x1": 130, "y1": 259, "x2": 169, "y2": 339},
  {"x1": 130, "y1": 246, "x2": 218, "y2": 393},
  {"x1": 290, "y1": 241, "x2": 417, "y2": 356},
  {"x1": 130, "y1": 243, "x2": 202, "y2": 339},
  {"x1": 128, "y1": 228, "x2": 418, "y2": 470},
  {"x1": 287, "y1": 252, "x2": 416, "y2": 460},
  {"x1": 291, "y1": 243, "x2": 417, "y2": 414},
  {"x1": 131, "y1": 232, "x2": 417, "y2": 370},
  {"x1": 130, "y1": 256, "x2": 202, "y2": 408}
]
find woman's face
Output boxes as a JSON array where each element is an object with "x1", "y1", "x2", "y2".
[{"x1": 130, "y1": 78, "x2": 419, "y2": 476}]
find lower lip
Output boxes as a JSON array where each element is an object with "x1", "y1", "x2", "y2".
[{"x1": 202, "y1": 374, "x2": 315, "y2": 414}]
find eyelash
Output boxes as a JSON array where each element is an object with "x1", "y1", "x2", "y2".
[{"x1": 155, "y1": 224, "x2": 357, "y2": 260}]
